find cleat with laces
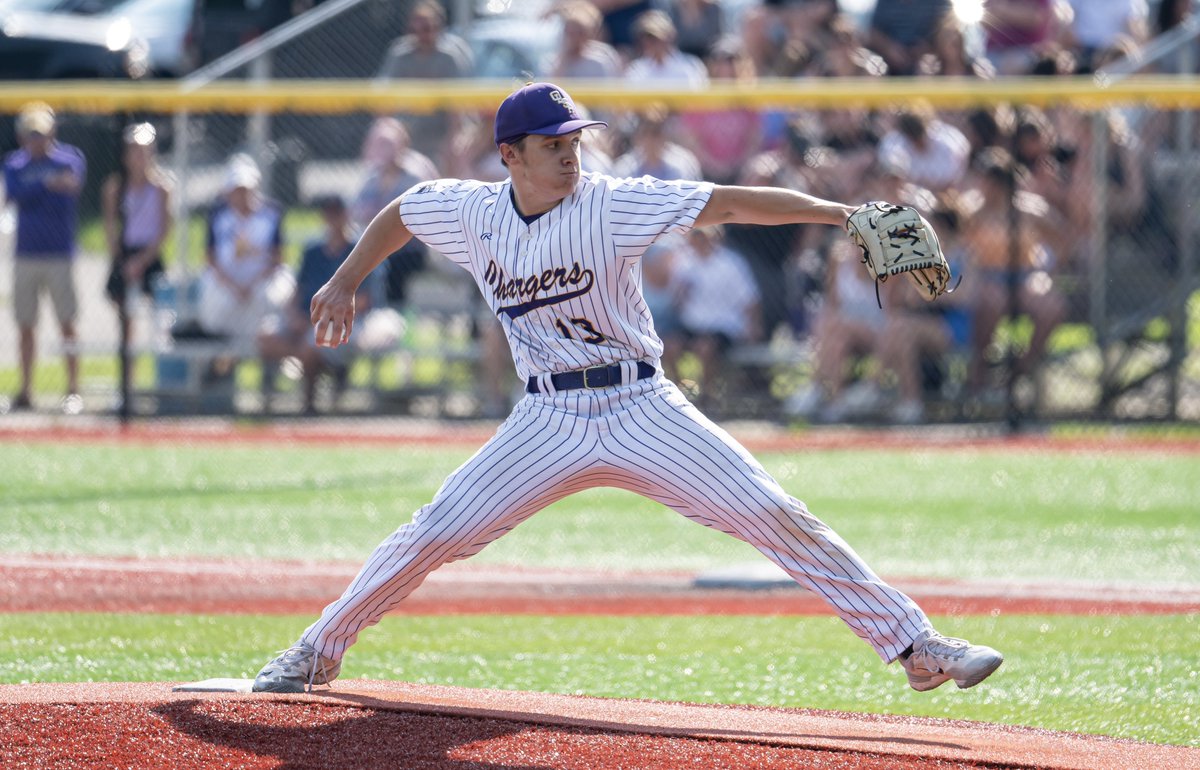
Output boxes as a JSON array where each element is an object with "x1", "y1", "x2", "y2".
[
  {"x1": 252, "y1": 641, "x2": 341, "y2": 693},
  {"x1": 900, "y1": 630, "x2": 1003, "y2": 692}
]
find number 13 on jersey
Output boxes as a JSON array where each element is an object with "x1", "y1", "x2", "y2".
[{"x1": 554, "y1": 317, "x2": 607, "y2": 344}]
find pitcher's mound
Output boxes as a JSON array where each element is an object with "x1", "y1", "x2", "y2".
[{"x1": 2, "y1": 680, "x2": 1196, "y2": 770}]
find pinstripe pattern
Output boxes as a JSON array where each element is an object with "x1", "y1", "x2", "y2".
[
  {"x1": 398, "y1": 172, "x2": 711, "y2": 379},
  {"x1": 303, "y1": 381, "x2": 929, "y2": 663},
  {"x1": 300, "y1": 171, "x2": 933, "y2": 668}
]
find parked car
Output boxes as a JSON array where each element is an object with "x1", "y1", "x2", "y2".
[
  {"x1": 0, "y1": 0, "x2": 122, "y2": 12},
  {"x1": 98, "y1": 0, "x2": 196, "y2": 77},
  {"x1": 0, "y1": 8, "x2": 148, "y2": 78},
  {"x1": 456, "y1": 0, "x2": 558, "y2": 79}
]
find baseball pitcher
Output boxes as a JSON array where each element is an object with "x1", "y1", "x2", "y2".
[{"x1": 252, "y1": 83, "x2": 999, "y2": 695}]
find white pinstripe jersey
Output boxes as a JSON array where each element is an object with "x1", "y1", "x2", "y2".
[{"x1": 398, "y1": 171, "x2": 713, "y2": 379}]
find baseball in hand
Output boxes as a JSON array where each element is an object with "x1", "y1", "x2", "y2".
[{"x1": 322, "y1": 321, "x2": 338, "y2": 347}]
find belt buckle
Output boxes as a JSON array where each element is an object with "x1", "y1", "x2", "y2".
[{"x1": 583, "y1": 366, "x2": 607, "y2": 389}]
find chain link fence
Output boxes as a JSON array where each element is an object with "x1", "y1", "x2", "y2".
[{"x1": 1, "y1": 1, "x2": 1197, "y2": 426}]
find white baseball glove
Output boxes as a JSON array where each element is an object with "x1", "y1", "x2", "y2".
[{"x1": 846, "y1": 201, "x2": 952, "y2": 302}]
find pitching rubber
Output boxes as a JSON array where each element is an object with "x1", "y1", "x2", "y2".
[{"x1": 172, "y1": 678, "x2": 255, "y2": 693}]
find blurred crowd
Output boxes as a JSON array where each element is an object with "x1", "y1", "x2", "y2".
[
  {"x1": 5, "y1": 0, "x2": 1195, "y2": 419},
  {"x1": 406, "y1": 0, "x2": 1185, "y2": 422}
]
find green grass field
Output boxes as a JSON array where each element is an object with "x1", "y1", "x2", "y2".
[
  {"x1": 3, "y1": 442, "x2": 1197, "y2": 582},
  {"x1": 2, "y1": 440, "x2": 1198, "y2": 745}
]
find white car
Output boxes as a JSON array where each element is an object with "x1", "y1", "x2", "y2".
[{"x1": 98, "y1": 0, "x2": 196, "y2": 78}]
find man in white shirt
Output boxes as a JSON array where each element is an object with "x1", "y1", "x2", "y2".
[
  {"x1": 197, "y1": 155, "x2": 294, "y2": 348},
  {"x1": 877, "y1": 108, "x2": 970, "y2": 192},
  {"x1": 1066, "y1": 0, "x2": 1148, "y2": 67},
  {"x1": 669, "y1": 225, "x2": 760, "y2": 406},
  {"x1": 623, "y1": 10, "x2": 709, "y2": 87}
]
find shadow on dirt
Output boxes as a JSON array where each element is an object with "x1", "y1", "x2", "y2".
[{"x1": 153, "y1": 699, "x2": 555, "y2": 770}]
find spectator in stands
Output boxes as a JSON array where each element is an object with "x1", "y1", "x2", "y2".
[
  {"x1": 678, "y1": 36, "x2": 763, "y2": 184},
  {"x1": 864, "y1": 151, "x2": 940, "y2": 212},
  {"x1": 662, "y1": 226, "x2": 761, "y2": 409},
  {"x1": 919, "y1": 12, "x2": 996, "y2": 77},
  {"x1": 377, "y1": 0, "x2": 473, "y2": 168},
  {"x1": 624, "y1": 10, "x2": 709, "y2": 87},
  {"x1": 808, "y1": 12, "x2": 889, "y2": 77},
  {"x1": 258, "y1": 195, "x2": 385, "y2": 415},
  {"x1": 197, "y1": 154, "x2": 294, "y2": 352},
  {"x1": 817, "y1": 104, "x2": 886, "y2": 206},
  {"x1": 1063, "y1": 0, "x2": 1149, "y2": 71},
  {"x1": 669, "y1": 0, "x2": 724, "y2": 59},
  {"x1": 877, "y1": 105, "x2": 971, "y2": 193},
  {"x1": 1010, "y1": 107, "x2": 1071, "y2": 215},
  {"x1": 787, "y1": 154, "x2": 940, "y2": 421},
  {"x1": 737, "y1": 117, "x2": 834, "y2": 339},
  {"x1": 3, "y1": 102, "x2": 85, "y2": 414},
  {"x1": 640, "y1": 238, "x2": 684, "y2": 379},
  {"x1": 983, "y1": 0, "x2": 1058, "y2": 75},
  {"x1": 1070, "y1": 110, "x2": 1152, "y2": 235},
  {"x1": 877, "y1": 198, "x2": 974, "y2": 424},
  {"x1": 592, "y1": 0, "x2": 654, "y2": 58},
  {"x1": 737, "y1": 1, "x2": 783, "y2": 77},
  {"x1": 102, "y1": 122, "x2": 172, "y2": 343},
  {"x1": 612, "y1": 105, "x2": 702, "y2": 180},
  {"x1": 784, "y1": 237, "x2": 887, "y2": 422},
  {"x1": 959, "y1": 148, "x2": 1068, "y2": 400},
  {"x1": 779, "y1": 0, "x2": 842, "y2": 68},
  {"x1": 736, "y1": 0, "x2": 836, "y2": 77},
  {"x1": 352, "y1": 117, "x2": 436, "y2": 307},
  {"x1": 543, "y1": 0, "x2": 623, "y2": 79},
  {"x1": 866, "y1": 0, "x2": 952, "y2": 75},
  {"x1": 962, "y1": 105, "x2": 1016, "y2": 165},
  {"x1": 1052, "y1": 107, "x2": 1154, "y2": 307},
  {"x1": 1028, "y1": 43, "x2": 1080, "y2": 77}
]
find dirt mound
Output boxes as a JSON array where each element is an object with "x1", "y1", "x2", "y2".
[{"x1": 2, "y1": 681, "x2": 1196, "y2": 770}]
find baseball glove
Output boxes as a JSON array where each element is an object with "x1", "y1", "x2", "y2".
[{"x1": 846, "y1": 201, "x2": 953, "y2": 302}]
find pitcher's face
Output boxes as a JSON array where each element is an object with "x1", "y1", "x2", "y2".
[{"x1": 504, "y1": 130, "x2": 583, "y2": 213}]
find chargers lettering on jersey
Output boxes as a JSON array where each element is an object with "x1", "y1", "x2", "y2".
[{"x1": 484, "y1": 259, "x2": 595, "y2": 319}]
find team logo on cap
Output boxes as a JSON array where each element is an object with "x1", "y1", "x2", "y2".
[{"x1": 548, "y1": 89, "x2": 579, "y2": 118}]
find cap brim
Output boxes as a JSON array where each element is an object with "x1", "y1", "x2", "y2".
[
  {"x1": 19, "y1": 121, "x2": 54, "y2": 135},
  {"x1": 526, "y1": 119, "x2": 607, "y2": 137}
]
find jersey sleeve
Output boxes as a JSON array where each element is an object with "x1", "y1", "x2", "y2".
[
  {"x1": 397, "y1": 178, "x2": 482, "y2": 267},
  {"x1": 607, "y1": 175, "x2": 714, "y2": 260}
]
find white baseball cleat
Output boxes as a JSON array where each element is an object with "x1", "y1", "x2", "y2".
[
  {"x1": 252, "y1": 641, "x2": 341, "y2": 693},
  {"x1": 900, "y1": 630, "x2": 1003, "y2": 692}
]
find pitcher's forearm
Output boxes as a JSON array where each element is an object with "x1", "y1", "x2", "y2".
[
  {"x1": 330, "y1": 198, "x2": 413, "y2": 289},
  {"x1": 696, "y1": 185, "x2": 855, "y2": 229}
]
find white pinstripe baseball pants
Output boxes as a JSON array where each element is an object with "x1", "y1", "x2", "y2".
[{"x1": 302, "y1": 374, "x2": 931, "y2": 663}]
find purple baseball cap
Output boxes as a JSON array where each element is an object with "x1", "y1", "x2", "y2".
[{"x1": 493, "y1": 82, "x2": 607, "y2": 146}]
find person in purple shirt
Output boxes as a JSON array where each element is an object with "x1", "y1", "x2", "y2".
[{"x1": 3, "y1": 103, "x2": 86, "y2": 413}]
